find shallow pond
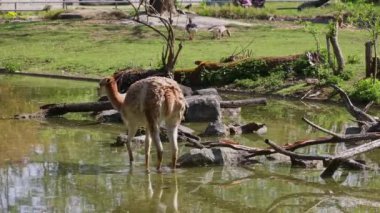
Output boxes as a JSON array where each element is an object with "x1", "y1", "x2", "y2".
[{"x1": 0, "y1": 75, "x2": 379, "y2": 212}]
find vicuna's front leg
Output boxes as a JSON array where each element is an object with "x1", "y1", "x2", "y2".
[
  {"x1": 149, "y1": 122, "x2": 163, "y2": 171},
  {"x1": 126, "y1": 125, "x2": 138, "y2": 164},
  {"x1": 146, "y1": 111, "x2": 163, "y2": 171},
  {"x1": 166, "y1": 123, "x2": 179, "y2": 169}
]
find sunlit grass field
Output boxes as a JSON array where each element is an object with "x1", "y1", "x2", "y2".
[{"x1": 0, "y1": 17, "x2": 368, "y2": 79}]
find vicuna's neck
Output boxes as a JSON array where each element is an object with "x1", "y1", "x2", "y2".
[{"x1": 106, "y1": 82, "x2": 124, "y2": 111}]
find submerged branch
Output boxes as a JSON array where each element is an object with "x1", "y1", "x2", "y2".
[{"x1": 264, "y1": 139, "x2": 328, "y2": 161}]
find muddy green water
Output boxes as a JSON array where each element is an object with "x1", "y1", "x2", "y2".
[{"x1": 0, "y1": 75, "x2": 379, "y2": 212}]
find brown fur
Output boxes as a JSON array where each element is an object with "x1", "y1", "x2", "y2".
[{"x1": 99, "y1": 76, "x2": 186, "y2": 171}]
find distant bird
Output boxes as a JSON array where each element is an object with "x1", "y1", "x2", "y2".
[
  {"x1": 185, "y1": 18, "x2": 198, "y2": 40},
  {"x1": 208, "y1": 25, "x2": 231, "y2": 39},
  {"x1": 184, "y1": 3, "x2": 192, "y2": 10}
]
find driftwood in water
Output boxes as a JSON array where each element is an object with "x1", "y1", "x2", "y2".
[
  {"x1": 229, "y1": 122, "x2": 267, "y2": 135},
  {"x1": 14, "y1": 98, "x2": 267, "y2": 118},
  {"x1": 331, "y1": 84, "x2": 379, "y2": 132},
  {"x1": 184, "y1": 85, "x2": 380, "y2": 175},
  {"x1": 265, "y1": 139, "x2": 370, "y2": 171},
  {"x1": 320, "y1": 139, "x2": 380, "y2": 178},
  {"x1": 14, "y1": 101, "x2": 113, "y2": 119},
  {"x1": 220, "y1": 98, "x2": 267, "y2": 108}
]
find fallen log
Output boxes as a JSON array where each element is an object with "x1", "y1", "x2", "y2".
[
  {"x1": 331, "y1": 85, "x2": 377, "y2": 125},
  {"x1": 14, "y1": 101, "x2": 113, "y2": 119},
  {"x1": 264, "y1": 139, "x2": 368, "y2": 171},
  {"x1": 220, "y1": 98, "x2": 267, "y2": 108},
  {"x1": 297, "y1": 0, "x2": 330, "y2": 11},
  {"x1": 15, "y1": 97, "x2": 267, "y2": 118},
  {"x1": 228, "y1": 122, "x2": 267, "y2": 135}
]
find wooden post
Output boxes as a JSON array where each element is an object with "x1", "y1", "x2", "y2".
[
  {"x1": 365, "y1": 41, "x2": 373, "y2": 78},
  {"x1": 14, "y1": 2, "x2": 17, "y2": 11}
]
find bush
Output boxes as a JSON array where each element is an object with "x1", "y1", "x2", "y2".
[
  {"x1": 198, "y1": 51, "x2": 330, "y2": 87},
  {"x1": 4, "y1": 12, "x2": 18, "y2": 20},
  {"x1": 195, "y1": 4, "x2": 274, "y2": 20},
  {"x1": 350, "y1": 78, "x2": 380, "y2": 103},
  {"x1": 200, "y1": 59, "x2": 268, "y2": 86},
  {"x1": 1, "y1": 61, "x2": 21, "y2": 73},
  {"x1": 347, "y1": 54, "x2": 360, "y2": 64},
  {"x1": 44, "y1": 9, "x2": 64, "y2": 20},
  {"x1": 234, "y1": 72, "x2": 284, "y2": 90}
]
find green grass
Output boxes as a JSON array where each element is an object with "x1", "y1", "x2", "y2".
[
  {"x1": 0, "y1": 19, "x2": 369, "y2": 79},
  {"x1": 194, "y1": 2, "x2": 344, "y2": 19}
]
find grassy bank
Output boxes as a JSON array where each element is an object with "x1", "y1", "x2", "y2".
[
  {"x1": 194, "y1": 2, "x2": 341, "y2": 19},
  {"x1": 0, "y1": 19, "x2": 368, "y2": 79}
]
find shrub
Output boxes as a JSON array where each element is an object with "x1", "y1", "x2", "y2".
[
  {"x1": 44, "y1": 9, "x2": 64, "y2": 20},
  {"x1": 195, "y1": 4, "x2": 274, "y2": 20},
  {"x1": 198, "y1": 51, "x2": 330, "y2": 87},
  {"x1": 200, "y1": 59, "x2": 268, "y2": 86},
  {"x1": 350, "y1": 78, "x2": 380, "y2": 103},
  {"x1": 1, "y1": 61, "x2": 21, "y2": 73},
  {"x1": 4, "y1": 12, "x2": 18, "y2": 20},
  {"x1": 347, "y1": 54, "x2": 360, "y2": 64},
  {"x1": 234, "y1": 72, "x2": 284, "y2": 90}
]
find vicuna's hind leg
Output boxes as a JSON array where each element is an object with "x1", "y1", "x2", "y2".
[
  {"x1": 126, "y1": 124, "x2": 138, "y2": 165},
  {"x1": 144, "y1": 128, "x2": 152, "y2": 172},
  {"x1": 146, "y1": 111, "x2": 163, "y2": 171},
  {"x1": 151, "y1": 123, "x2": 163, "y2": 171},
  {"x1": 166, "y1": 122, "x2": 179, "y2": 169}
]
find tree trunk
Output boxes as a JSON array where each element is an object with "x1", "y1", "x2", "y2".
[
  {"x1": 365, "y1": 41, "x2": 373, "y2": 78},
  {"x1": 329, "y1": 23, "x2": 345, "y2": 75},
  {"x1": 373, "y1": 38, "x2": 378, "y2": 82},
  {"x1": 326, "y1": 34, "x2": 334, "y2": 71},
  {"x1": 149, "y1": 0, "x2": 176, "y2": 15}
]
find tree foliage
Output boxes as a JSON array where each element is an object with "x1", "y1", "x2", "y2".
[{"x1": 349, "y1": 1, "x2": 380, "y2": 82}]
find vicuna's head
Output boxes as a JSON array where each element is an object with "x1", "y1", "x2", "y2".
[{"x1": 98, "y1": 76, "x2": 117, "y2": 96}]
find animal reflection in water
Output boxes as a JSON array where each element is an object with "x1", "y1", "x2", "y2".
[{"x1": 115, "y1": 173, "x2": 179, "y2": 213}]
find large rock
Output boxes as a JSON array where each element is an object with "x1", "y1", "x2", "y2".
[
  {"x1": 96, "y1": 110, "x2": 122, "y2": 123},
  {"x1": 178, "y1": 148, "x2": 248, "y2": 167},
  {"x1": 194, "y1": 88, "x2": 220, "y2": 97},
  {"x1": 185, "y1": 95, "x2": 221, "y2": 122},
  {"x1": 179, "y1": 84, "x2": 193, "y2": 97},
  {"x1": 201, "y1": 120, "x2": 228, "y2": 137},
  {"x1": 97, "y1": 94, "x2": 222, "y2": 123}
]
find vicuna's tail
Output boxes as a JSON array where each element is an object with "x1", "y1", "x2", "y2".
[{"x1": 164, "y1": 87, "x2": 186, "y2": 118}]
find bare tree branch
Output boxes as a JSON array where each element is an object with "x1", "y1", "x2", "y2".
[
  {"x1": 331, "y1": 84, "x2": 377, "y2": 123},
  {"x1": 363, "y1": 101, "x2": 374, "y2": 113},
  {"x1": 302, "y1": 117, "x2": 341, "y2": 138},
  {"x1": 264, "y1": 139, "x2": 328, "y2": 161}
]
